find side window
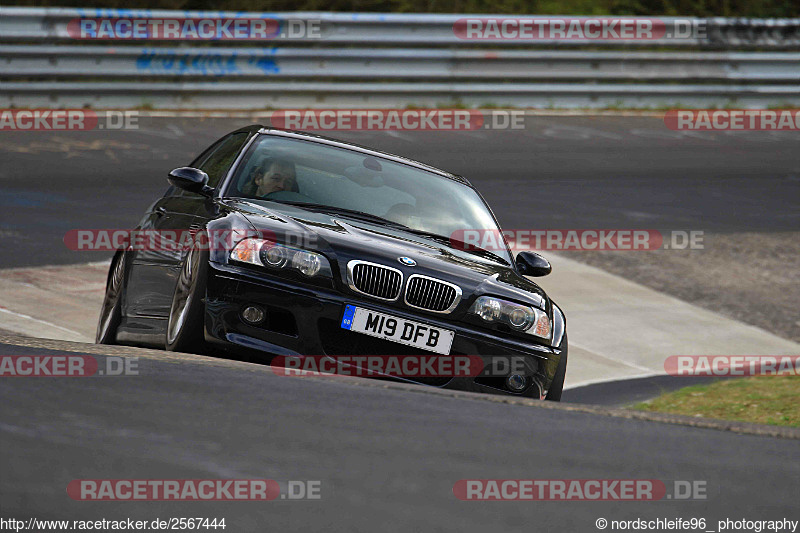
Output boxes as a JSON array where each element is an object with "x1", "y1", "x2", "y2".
[{"x1": 195, "y1": 132, "x2": 250, "y2": 189}]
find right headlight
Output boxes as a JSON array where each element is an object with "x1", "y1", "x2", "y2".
[
  {"x1": 468, "y1": 296, "x2": 551, "y2": 340},
  {"x1": 230, "y1": 238, "x2": 332, "y2": 279}
]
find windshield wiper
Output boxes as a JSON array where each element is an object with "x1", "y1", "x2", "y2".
[
  {"x1": 268, "y1": 200, "x2": 509, "y2": 265},
  {"x1": 400, "y1": 228, "x2": 509, "y2": 265},
  {"x1": 269, "y1": 201, "x2": 408, "y2": 229}
]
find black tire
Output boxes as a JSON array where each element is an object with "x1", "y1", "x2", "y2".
[
  {"x1": 166, "y1": 245, "x2": 209, "y2": 354},
  {"x1": 96, "y1": 251, "x2": 125, "y2": 345},
  {"x1": 545, "y1": 335, "x2": 568, "y2": 401}
]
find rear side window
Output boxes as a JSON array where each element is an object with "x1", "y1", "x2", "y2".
[{"x1": 195, "y1": 132, "x2": 249, "y2": 189}]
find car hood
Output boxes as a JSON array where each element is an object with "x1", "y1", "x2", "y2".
[{"x1": 226, "y1": 199, "x2": 548, "y2": 310}]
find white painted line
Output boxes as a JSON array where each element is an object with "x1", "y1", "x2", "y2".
[
  {"x1": 0, "y1": 306, "x2": 85, "y2": 338},
  {"x1": 568, "y1": 339, "x2": 658, "y2": 375}
]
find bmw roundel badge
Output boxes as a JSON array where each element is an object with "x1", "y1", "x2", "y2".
[{"x1": 398, "y1": 257, "x2": 417, "y2": 267}]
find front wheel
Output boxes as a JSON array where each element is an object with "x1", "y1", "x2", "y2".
[
  {"x1": 166, "y1": 245, "x2": 209, "y2": 353},
  {"x1": 545, "y1": 335, "x2": 568, "y2": 401},
  {"x1": 96, "y1": 251, "x2": 125, "y2": 345}
]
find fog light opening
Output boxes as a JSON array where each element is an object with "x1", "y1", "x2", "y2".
[
  {"x1": 242, "y1": 305, "x2": 265, "y2": 324},
  {"x1": 506, "y1": 374, "x2": 528, "y2": 392}
]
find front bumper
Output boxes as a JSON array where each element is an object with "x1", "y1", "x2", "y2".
[{"x1": 204, "y1": 262, "x2": 565, "y2": 398}]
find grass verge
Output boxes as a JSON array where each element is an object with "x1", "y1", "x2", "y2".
[{"x1": 635, "y1": 376, "x2": 800, "y2": 427}]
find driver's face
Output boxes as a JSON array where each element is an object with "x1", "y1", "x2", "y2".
[{"x1": 256, "y1": 162, "x2": 294, "y2": 196}]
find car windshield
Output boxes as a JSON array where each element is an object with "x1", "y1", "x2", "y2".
[{"x1": 225, "y1": 134, "x2": 510, "y2": 262}]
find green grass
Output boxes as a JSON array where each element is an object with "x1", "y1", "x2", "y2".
[{"x1": 635, "y1": 376, "x2": 800, "y2": 427}]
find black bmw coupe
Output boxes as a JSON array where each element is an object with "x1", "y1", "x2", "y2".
[{"x1": 97, "y1": 126, "x2": 568, "y2": 400}]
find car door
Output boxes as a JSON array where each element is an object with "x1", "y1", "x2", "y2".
[{"x1": 124, "y1": 132, "x2": 251, "y2": 319}]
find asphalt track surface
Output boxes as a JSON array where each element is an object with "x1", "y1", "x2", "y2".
[
  {"x1": 2, "y1": 115, "x2": 800, "y2": 531},
  {"x1": 2, "y1": 115, "x2": 799, "y2": 268},
  {"x1": 2, "y1": 340, "x2": 800, "y2": 531},
  {"x1": 563, "y1": 375, "x2": 733, "y2": 406}
]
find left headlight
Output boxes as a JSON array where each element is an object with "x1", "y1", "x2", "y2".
[
  {"x1": 230, "y1": 238, "x2": 332, "y2": 278},
  {"x1": 468, "y1": 295, "x2": 551, "y2": 340}
]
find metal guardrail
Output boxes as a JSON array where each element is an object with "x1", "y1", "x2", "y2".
[
  {"x1": 4, "y1": 81, "x2": 799, "y2": 110},
  {"x1": 2, "y1": 46, "x2": 799, "y2": 82},
  {"x1": 1, "y1": 7, "x2": 799, "y2": 109},
  {"x1": 2, "y1": 7, "x2": 800, "y2": 47}
]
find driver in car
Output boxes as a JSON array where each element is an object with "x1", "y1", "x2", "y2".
[{"x1": 254, "y1": 159, "x2": 297, "y2": 197}]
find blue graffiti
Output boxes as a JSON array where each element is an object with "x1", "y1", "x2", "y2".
[
  {"x1": 136, "y1": 49, "x2": 279, "y2": 76},
  {"x1": 136, "y1": 50, "x2": 238, "y2": 76},
  {"x1": 247, "y1": 55, "x2": 280, "y2": 74}
]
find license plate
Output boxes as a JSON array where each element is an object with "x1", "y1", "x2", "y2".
[{"x1": 340, "y1": 305, "x2": 454, "y2": 355}]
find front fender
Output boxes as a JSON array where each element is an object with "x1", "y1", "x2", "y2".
[{"x1": 206, "y1": 211, "x2": 259, "y2": 265}]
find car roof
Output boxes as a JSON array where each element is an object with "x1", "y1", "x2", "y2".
[{"x1": 230, "y1": 125, "x2": 472, "y2": 187}]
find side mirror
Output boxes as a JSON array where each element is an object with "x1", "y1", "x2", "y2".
[
  {"x1": 516, "y1": 251, "x2": 552, "y2": 277},
  {"x1": 168, "y1": 167, "x2": 213, "y2": 196}
]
